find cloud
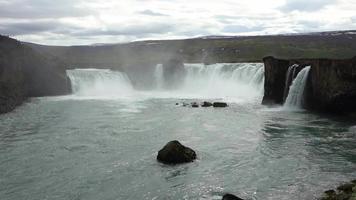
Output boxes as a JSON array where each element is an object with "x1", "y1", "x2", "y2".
[
  {"x1": 71, "y1": 23, "x2": 175, "y2": 37},
  {"x1": 279, "y1": 0, "x2": 336, "y2": 12},
  {"x1": 0, "y1": 0, "x2": 94, "y2": 19},
  {"x1": 0, "y1": 20, "x2": 69, "y2": 35},
  {"x1": 0, "y1": 0, "x2": 355, "y2": 45},
  {"x1": 138, "y1": 10, "x2": 169, "y2": 17},
  {"x1": 222, "y1": 25, "x2": 265, "y2": 33}
]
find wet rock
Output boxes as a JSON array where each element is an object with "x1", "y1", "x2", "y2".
[
  {"x1": 213, "y1": 102, "x2": 228, "y2": 107},
  {"x1": 182, "y1": 102, "x2": 189, "y2": 107},
  {"x1": 201, "y1": 101, "x2": 213, "y2": 107},
  {"x1": 222, "y1": 193, "x2": 244, "y2": 200},
  {"x1": 337, "y1": 183, "x2": 354, "y2": 193},
  {"x1": 191, "y1": 102, "x2": 199, "y2": 108},
  {"x1": 157, "y1": 140, "x2": 196, "y2": 164},
  {"x1": 162, "y1": 58, "x2": 186, "y2": 89}
]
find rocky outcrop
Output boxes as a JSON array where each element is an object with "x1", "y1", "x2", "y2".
[
  {"x1": 162, "y1": 58, "x2": 186, "y2": 89},
  {"x1": 213, "y1": 102, "x2": 228, "y2": 107},
  {"x1": 0, "y1": 35, "x2": 71, "y2": 114},
  {"x1": 157, "y1": 140, "x2": 196, "y2": 164},
  {"x1": 201, "y1": 101, "x2": 213, "y2": 107},
  {"x1": 262, "y1": 56, "x2": 356, "y2": 113}
]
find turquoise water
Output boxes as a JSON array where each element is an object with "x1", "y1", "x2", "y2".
[{"x1": 1, "y1": 96, "x2": 356, "y2": 200}]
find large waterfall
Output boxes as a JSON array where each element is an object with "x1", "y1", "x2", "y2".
[
  {"x1": 66, "y1": 63, "x2": 264, "y2": 102},
  {"x1": 154, "y1": 63, "x2": 264, "y2": 101},
  {"x1": 284, "y1": 66, "x2": 311, "y2": 109},
  {"x1": 67, "y1": 69, "x2": 133, "y2": 97}
]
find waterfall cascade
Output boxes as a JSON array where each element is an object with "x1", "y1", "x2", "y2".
[
  {"x1": 155, "y1": 63, "x2": 264, "y2": 90},
  {"x1": 154, "y1": 64, "x2": 164, "y2": 89},
  {"x1": 67, "y1": 63, "x2": 264, "y2": 101},
  {"x1": 284, "y1": 66, "x2": 311, "y2": 109},
  {"x1": 66, "y1": 69, "x2": 133, "y2": 97},
  {"x1": 153, "y1": 63, "x2": 265, "y2": 100},
  {"x1": 283, "y1": 64, "x2": 299, "y2": 101}
]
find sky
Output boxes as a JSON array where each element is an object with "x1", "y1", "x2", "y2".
[{"x1": 0, "y1": 0, "x2": 356, "y2": 45}]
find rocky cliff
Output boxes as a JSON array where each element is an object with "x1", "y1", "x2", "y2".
[
  {"x1": 262, "y1": 56, "x2": 356, "y2": 113},
  {"x1": 0, "y1": 35, "x2": 71, "y2": 114}
]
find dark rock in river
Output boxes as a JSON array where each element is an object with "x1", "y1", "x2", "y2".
[
  {"x1": 222, "y1": 193, "x2": 244, "y2": 200},
  {"x1": 201, "y1": 101, "x2": 213, "y2": 107},
  {"x1": 182, "y1": 102, "x2": 189, "y2": 107},
  {"x1": 191, "y1": 102, "x2": 199, "y2": 108},
  {"x1": 262, "y1": 56, "x2": 356, "y2": 113},
  {"x1": 0, "y1": 35, "x2": 71, "y2": 114},
  {"x1": 157, "y1": 140, "x2": 196, "y2": 164},
  {"x1": 213, "y1": 102, "x2": 228, "y2": 107}
]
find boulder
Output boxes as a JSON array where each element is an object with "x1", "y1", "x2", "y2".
[
  {"x1": 157, "y1": 140, "x2": 196, "y2": 164},
  {"x1": 191, "y1": 102, "x2": 199, "y2": 108},
  {"x1": 201, "y1": 101, "x2": 213, "y2": 107},
  {"x1": 222, "y1": 194, "x2": 244, "y2": 200},
  {"x1": 213, "y1": 102, "x2": 228, "y2": 107}
]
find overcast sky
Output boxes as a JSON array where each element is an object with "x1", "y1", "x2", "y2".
[{"x1": 0, "y1": 0, "x2": 355, "y2": 45}]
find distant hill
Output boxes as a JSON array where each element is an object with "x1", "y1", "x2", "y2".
[{"x1": 24, "y1": 30, "x2": 356, "y2": 69}]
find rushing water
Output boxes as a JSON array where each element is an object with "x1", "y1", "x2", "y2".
[
  {"x1": 284, "y1": 66, "x2": 311, "y2": 109},
  {"x1": 1, "y1": 63, "x2": 356, "y2": 200}
]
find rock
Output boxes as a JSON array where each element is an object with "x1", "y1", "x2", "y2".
[
  {"x1": 201, "y1": 101, "x2": 213, "y2": 107},
  {"x1": 337, "y1": 183, "x2": 354, "y2": 193},
  {"x1": 213, "y1": 102, "x2": 228, "y2": 107},
  {"x1": 222, "y1": 193, "x2": 244, "y2": 200},
  {"x1": 157, "y1": 140, "x2": 196, "y2": 164},
  {"x1": 320, "y1": 180, "x2": 356, "y2": 200},
  {"x1": 176, "y1": 103, "x2": 179, "y2": 105},
  {"x1": 162, "y1": 58, "x2": 186, "y2": 89},
  {"x1": 191, "y1": 102, "x2": 199, "y2": 108}
]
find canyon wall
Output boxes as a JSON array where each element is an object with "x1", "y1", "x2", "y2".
[
  {"x1": 0, "y1": 36, "x2": 71, "y2": 114},
  {"x1": 262, "y1": 56, "x2": 356, "y2": 113}
]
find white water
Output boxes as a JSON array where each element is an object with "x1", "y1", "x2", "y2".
[
  {"x1": 67, "y1": 63, "x2": 264, "y2": 102},
  {"x1": 284, "y1": 66, "x2": 311, "y2": 109},
  {"x1": 66, "y1": 69, "x2": 133, "y2": 98},
  {"x1": 283, "y1": 64, "x2": 299, "y2": 101},
  {"x1": 177, "y1": 63, "x2": 264, "y2": 101},
  {"x1": 154, "y1": 64, "x2": 164, "y2": 89}
]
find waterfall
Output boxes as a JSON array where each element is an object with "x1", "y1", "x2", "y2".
[
  {"x1": 154, "y1": 64, "x2": 164, "y2": 89},
  {"x1": 177, "y1": 63, "x2": 265, "y2": 100},
  {"x1": 66, "y1": 63, "x2": 265, "y2": 102},
  {"x1": 283, "y1": 64, "x2": 299, "y2": 101},
  {"x1": 66, "y1": 69, "x2": 133, "y2": 97},
  {"x1": 284, "y1": 66, "x2": 311, "y2": 109}
]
